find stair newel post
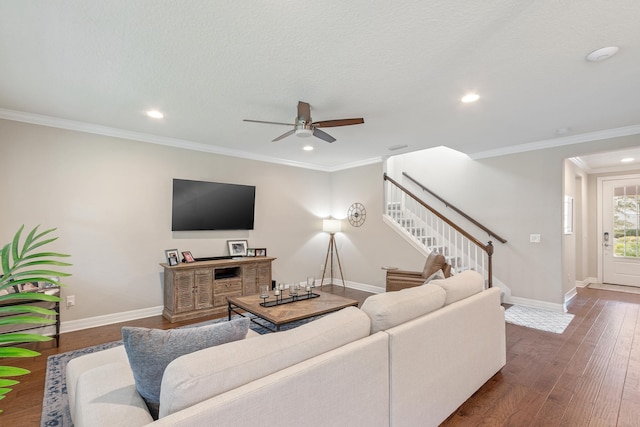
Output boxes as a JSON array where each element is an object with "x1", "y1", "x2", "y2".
[{"x1": 486, "y1": 241, "x2": 494, "y2": 288}]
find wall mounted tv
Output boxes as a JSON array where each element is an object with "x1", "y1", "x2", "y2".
[{"x1": 172, "y1": 179, "x2": 256, "y2": 231}]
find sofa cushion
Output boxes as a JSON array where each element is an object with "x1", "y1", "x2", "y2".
[
  {"x1": 74, "y1": 362, "x2": 154, "y2": 427},
  {"x1": 429, "y1": 270, "x2": 484, "y2": 305},
  {"x1": 122, "y1": 317, "x2": 249, "y2": 419},
  {"x1": 159, "y1": 306, "x2": 371, "y2": 418},
  {"x1": 361, "y1": 284, "x2": 446, "y2": 333}
]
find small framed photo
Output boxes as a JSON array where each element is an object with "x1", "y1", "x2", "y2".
[
  {"x1": 182, "y1": 251, "x2": 195, "y2": 263},
  {"x1": 255, "y1": 248, "x2": 267, "y2": 257},
  {"x1": 227, "y1": 240, "x2": 248, "y2": 257},
  {"x1": 165, "y1": 249, "x2": 180, "y2": 266},
  {"x1": 246, "y1": 248, "x2": 256, "y2": 257}
]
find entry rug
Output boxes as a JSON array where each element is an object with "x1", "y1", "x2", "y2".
[
  {"x1": 41, "y1": 314, "x2": 321, "y2": 427},
  {"x1": 505, "y1": 304, "x2": 574, "y2": 334}
]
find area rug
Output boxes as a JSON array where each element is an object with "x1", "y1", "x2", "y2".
[
  {"x1": 41, "y1": 314, "x2": 320, "y2": 427},
  {"x1": 505, "y1": 304, "x2": 574, "y2": 334}
]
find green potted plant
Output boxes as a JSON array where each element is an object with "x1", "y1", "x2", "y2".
[{"x1": 0, "y1": 225, "x2": 71, "y2": 413}]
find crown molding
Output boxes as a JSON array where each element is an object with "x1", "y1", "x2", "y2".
[
  {"x1": 0, "y1": 108, "x2": 380, "y2": 172},
  {"x1": 469, "y1": 124, "x2": 640, "y2": 160}
]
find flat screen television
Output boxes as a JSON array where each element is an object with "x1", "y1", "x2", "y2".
[{"x1": 172, "y1": 179, "x2": 255, "y2": 231}]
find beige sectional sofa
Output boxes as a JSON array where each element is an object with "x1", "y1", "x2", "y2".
[{"x1": 66, "y1": 270, "x2": 505, "y2": 427}]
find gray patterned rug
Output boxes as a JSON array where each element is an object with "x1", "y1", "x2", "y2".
[
  {"x1": 40, "y1": 314, "x2": 320, "y2": 427},
  {"x1": 505, "y1": 304, "x2": 574, "y2": 334}
]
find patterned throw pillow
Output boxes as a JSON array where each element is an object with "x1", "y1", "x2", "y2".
[{"x1": 122, "y1": 317, "x2": 249, "y2": 419}]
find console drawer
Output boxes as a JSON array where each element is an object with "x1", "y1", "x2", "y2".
[
  {"x1": 214, "y1": 290, "x2": 242, "y2": 307},
  {"x1": 214, "y1": 279, "x2": 242, "y2": 294}
]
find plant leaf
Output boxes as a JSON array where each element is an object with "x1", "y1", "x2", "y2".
[
  {"x1": 21, "y1": 251, "x2": 72, "y2": 260},
  {"x1": 0, "y1": 379, "x2": 19, "y2": 389},
  {"x1": 9, "y1": 269, "x2": 71, "y2": 278},
  {"x1": 0, "y1": 347, "x2": 40, "y2": 358},
  {"x1": 0, "y1": 333, "x2": 52, "y2": 344},
  {"x1": 0, "y1": 366, "x2": 30, "y2": 377},
  {"x1": 0, "y1": 244, "x2": 9, "y2": 276},
  {"x1": 0, "y1": 305, "x2": 57, "y2": 316},
  {"x1": 10, "y1": 225, "x2": 24, "y2": 265},
  {"x1": 0, "y1": 316, "x2": 56, "y2": 327},
  {"x1": 0, "y1": 293, "x2": 61, "y2": 303}
]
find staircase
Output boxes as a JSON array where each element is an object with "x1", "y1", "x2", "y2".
[{"x1": 384, "y1": 174, "x2": 494, "y2": 287}]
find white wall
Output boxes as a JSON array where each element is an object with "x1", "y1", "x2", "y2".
[
  {"x1": 329, "y1": 163, "x2": 427, "y2": 289},
  {"x1": 387, "y1": 134, "x2": 640, "y2": 307},
  {"x1": 1, "y1": 119, "x2": 335, "y2": 323},
  {"x1": 562, "y1": 159, "x2": 589, "y2": 296},
  {"x1": 2, "y1": 119, "x2": 427, "y2": 329},
  {"x1": 5, "y1": 116, "x2": 639, "y2": 324}
]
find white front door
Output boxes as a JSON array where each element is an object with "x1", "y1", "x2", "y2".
[{"x1": 602, "y1": 176, "x2": 640, "y2": 286}]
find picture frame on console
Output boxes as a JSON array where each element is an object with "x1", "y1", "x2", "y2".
[
  {"x1": 182, "y1": 251, "x2": 195, "y2": 263},
  {"x1": 227, "y1": 240, "x2": 248, "y2": 257},
  {"x1": 246, "y1": 248, "x2": 256, "y2": 257},
  {"x1": 165, "y1": 249, "x2": 180, "y2": 266},
  {"x1": 255, "y1": 248, "x2": 267, "y2": 257}
]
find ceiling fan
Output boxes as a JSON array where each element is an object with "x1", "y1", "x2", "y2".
[{"x1": 243, "y1": 101, "x2": 364, "y2": 143}]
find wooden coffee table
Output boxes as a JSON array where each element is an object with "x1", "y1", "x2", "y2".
[{"x1": 227, "y1": 290, "x2": 359, "y2": 332}]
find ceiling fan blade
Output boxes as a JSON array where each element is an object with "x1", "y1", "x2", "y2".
[
  {"x1": 297, "y1": 101, "x2": 311, "y2": 123},
  {"x1": 272, "y1": 129, "x2": 296, "y2": 142},
  {"x1": 313, "y1": 128, "x2": 336, "y2": 143},
  {"x1": 243, "y1": 119, "x2": 293, "y2": 126},
  {"x1": 313, "y1": 118, "x2": 365, "y2": 128}
]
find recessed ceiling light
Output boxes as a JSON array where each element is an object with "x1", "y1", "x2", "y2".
[
  {"x1": 586, "y1": 46, "x2": 619, "y2": 62},
  {"x1": 147, "y1": 110, "x2": 164, "y2": 119},
  {"x1": 461, "y1": 93, "x2": 480, "y2": 103},
  {"x1": 621, "y1": 157, "x2": 635, "y2": 163},
  {"x1": 303, "y1": 145, "x2": 314, "y2": 151}
]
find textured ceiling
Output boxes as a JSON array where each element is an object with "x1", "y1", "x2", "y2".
[{"x1": 1, "y1": 1, "x2": 640, "y2": 170}]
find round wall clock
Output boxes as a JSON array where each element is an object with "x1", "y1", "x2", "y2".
[{"x1": 348, "y1": 202, "x2": 366, "y2": 227}]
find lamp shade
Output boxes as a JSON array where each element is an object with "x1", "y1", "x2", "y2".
[{"x1": 322, "y1": 219, "x2": 342, "y2": 233}]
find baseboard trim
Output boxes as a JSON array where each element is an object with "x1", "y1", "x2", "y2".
[
  {"x1": 61, "y1": 306, "x2": 164, "y2": 333},
  {"x1": 564, "y1": 287, "x2": 577, "y2": 311},
  {"x1": 344, "y1": 281, "x2": 384, "y2": 294},
  {"x1": 504, "y1": 296, "x2": 565, "y2": 313}
]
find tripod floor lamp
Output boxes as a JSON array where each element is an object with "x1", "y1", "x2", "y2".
[{"x1": 320, "y1": 219, "x2": 345, "y2": 288}]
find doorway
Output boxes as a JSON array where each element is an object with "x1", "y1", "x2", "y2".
[{"x1": 600, "y1": 175, "x2": 640, "y2": 286}]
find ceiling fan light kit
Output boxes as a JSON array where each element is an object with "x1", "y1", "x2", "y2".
[
  {"x1": 244, "y1": 101, "x2": 364, "y2": 143},
  {"x1": 295, "y1": 127, "x2": 313, "y2": 137}
]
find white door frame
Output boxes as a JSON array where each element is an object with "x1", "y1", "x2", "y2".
[{"x1": 597, "y1": 173, "x2": 640, "y2": 284}]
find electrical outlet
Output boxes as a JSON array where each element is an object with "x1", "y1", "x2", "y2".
[
  {"x1": 530, "y1": 234, "x2": 541, "y2": 243},
  {"x1": 66, "y1": 295, "x2": 75, "y2": 307}
]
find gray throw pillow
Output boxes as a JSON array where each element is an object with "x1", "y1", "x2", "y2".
[{"x1": 122, "y1": 317, "x2": 249, "y2": 419}]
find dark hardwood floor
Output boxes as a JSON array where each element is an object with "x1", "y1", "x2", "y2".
[
  {"x1": 442, "y1": 286, "x2": 640, "y2": 427},
  {"x1": 4, "y1": 285, "x2": 640, "y2": 426}
]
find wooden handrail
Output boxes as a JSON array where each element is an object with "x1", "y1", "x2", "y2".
[
  {"x1": 384, "y1": 173, "x2": 494, "y2": 287},
  {"x1": 402, "y1": 172, "x2": 508, "y2": 244}
]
